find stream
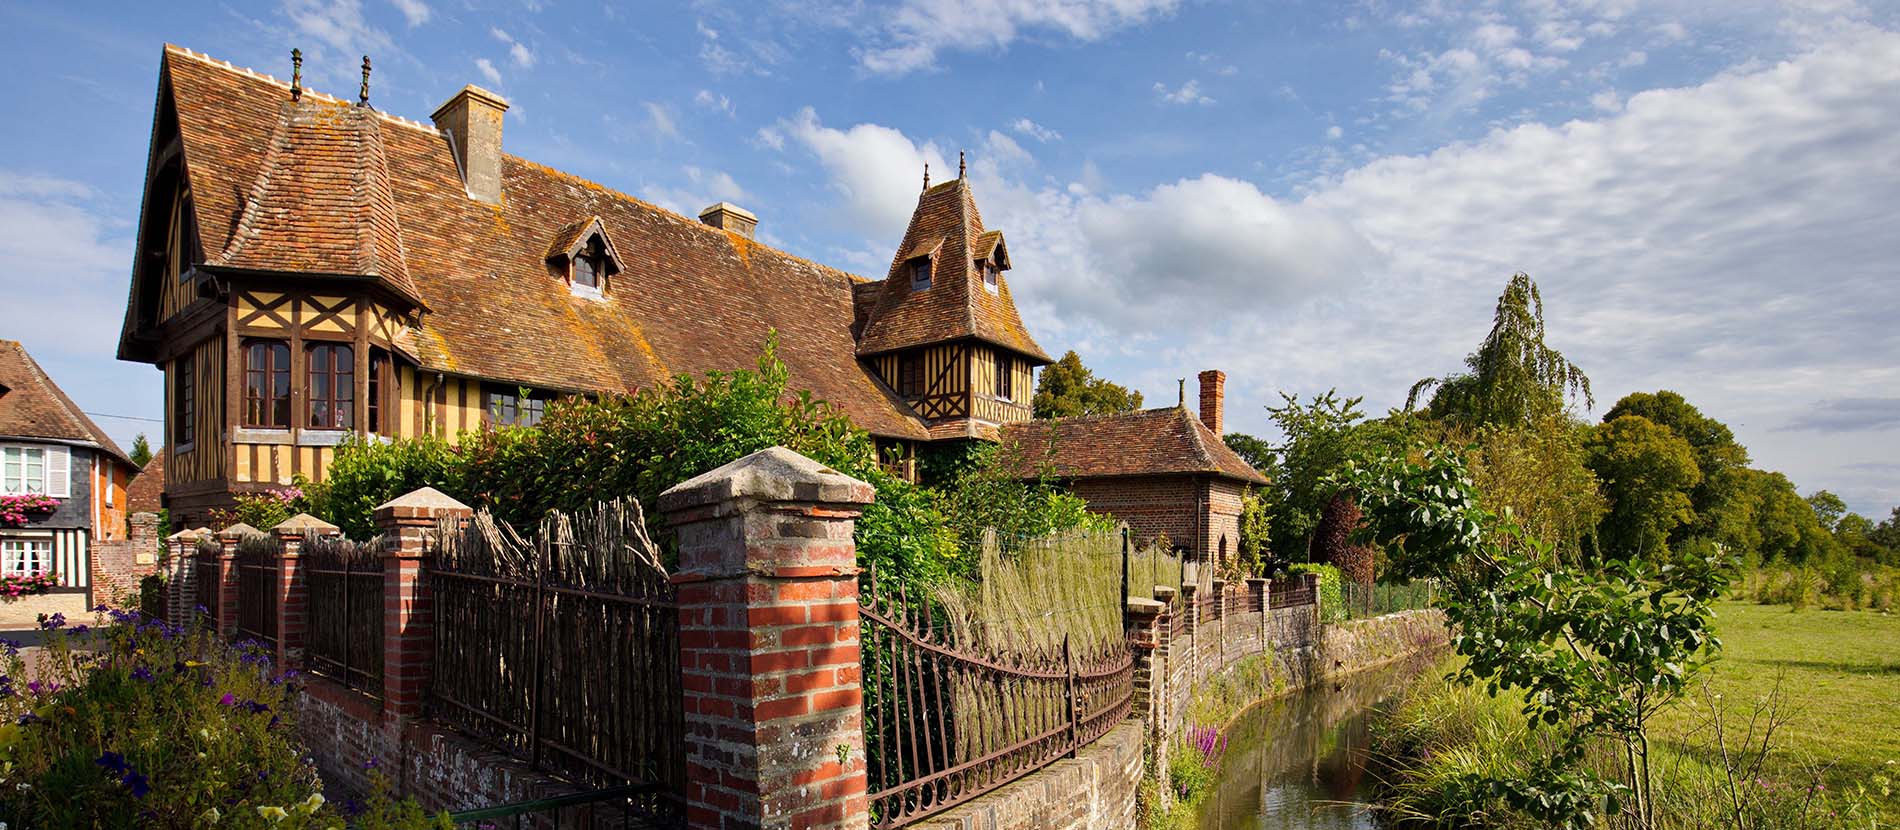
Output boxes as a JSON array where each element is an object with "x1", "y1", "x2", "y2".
[{"x1": 1194, "y1": 651, "x2": 1441, "y2": 830}]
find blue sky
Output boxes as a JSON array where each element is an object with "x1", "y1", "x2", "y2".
[{"x1": 1, "y1": 0, "x2": 1896, "y2": 518}]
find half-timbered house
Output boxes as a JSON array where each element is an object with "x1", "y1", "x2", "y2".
[{"x1": 116, "y1": 46, "x2": 1053, "y2": 529}]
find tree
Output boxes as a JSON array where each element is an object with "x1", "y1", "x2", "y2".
[
  {"x1": 1346, "y1": 446, "x2": 1728, "y2": 830},
  {"x1": 1031, "y1": 351, "x2": 1143, "y2": 419},
  {"x1": 1746, "y1": 470, "x2": 1840, "y2": 565},
  {"x1": 1313, "y1": 491, "x2": 1373, "y2": 584},
  {"x1": 1584, "y1": 415, "x2": 1701, "y2": 560},
  {"x1": 129, "y1": 433, "x2": 152, "y2": 468},
  {"x1": 1236, "y1": 488, "x2": 1271, "y2": 576},
  {"x1": 1604, "y1": 391, "x2": 1752, "y2": 549},
  {"x1": 1264, "y1": 391, "x2": 1368, "y2": 563},
  {"x1": 1458, "y1": 416, "x2": 1606, "y2": 564},
  {"x1": 1805, "y1": 490, "x2": 1847, "y2": 533},
  {"x1": 1222, "y1": 432, "x2": 1274, "y2": 472},
  {"x1": 1869, "y1": 507, "x2": 1900, "y2": 561},
  {"x1": 1407, "y1": 273, "x2": 1592, "y2": 428}
]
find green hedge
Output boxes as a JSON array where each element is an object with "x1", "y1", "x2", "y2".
[{"x1": 1288, "y1": 562, "x2": 1344, "y2": 622}]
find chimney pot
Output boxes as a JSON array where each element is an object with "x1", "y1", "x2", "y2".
[
  {"x1": 431, "y1": 85, "x2": 509, "y2": 204},
  {"x1": 699, "y1": 202, "x2": 759, "y2": 240},
  {"x1": 1198, "y1": 370, "x2": 1226, "y2": 436}
]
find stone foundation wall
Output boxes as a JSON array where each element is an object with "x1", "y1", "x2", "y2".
[
  {"x1": 1316, "y1": 609, "x2": 1448, "y2": 679},
  {"x1": 0, "y1": 592, "x2": 88, "y2": 628},
  {"x1": 909, "y1": 721, "x2": 1144, "y2": 830}
]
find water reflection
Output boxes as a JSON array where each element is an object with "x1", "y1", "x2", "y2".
[{"x1": 1197, "y1": 653, "x2": 1438, "y2": 830}]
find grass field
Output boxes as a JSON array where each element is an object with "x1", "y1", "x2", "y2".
[{"x1": 1654, "y1": 601, "x2": 1900, "y2": 802}]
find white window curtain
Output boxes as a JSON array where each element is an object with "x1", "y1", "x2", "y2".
[{"x1": 0, "y1": 539, "x2": 50, "y2": 576}]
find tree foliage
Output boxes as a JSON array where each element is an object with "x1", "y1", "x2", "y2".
[
  {"x1": 1584, "y1": 415, "x2": 1701, "y2": 560},
  {"x1": 1604, "y1": 391, "x2": 1752, "y2": 548},
  {"x1": 1407, "y1": 273, "x2": 1592, "y2": 428},
  {"x1": 129, "y1": 434, "x2": 153, "y2": 468},
  {"x1": 1261, "y1": 391, "x2": 1414, "y2": 567},
  {"x1": 1344, "y1": 445, "x2": 1729, "y2": 829},
  {"x1": 1236, "y1": 488, "x2": 1271, "y2": 576},
  {"x1": 1030, "y1": 350, "x2": 1143, "y2": 419},
  {"x1": 1313, "y1": 492, "x2": 1373, "y2": 584},
  {"x1": 1805, "y1": 490, "x2": 1847, "y2": 533},
  {"x1": 1454, "y1": 416, "x2": 1605, "y2": 564},
  {"x1": 1221, "y1": 433, "x2": 1274, "y2": 471}
]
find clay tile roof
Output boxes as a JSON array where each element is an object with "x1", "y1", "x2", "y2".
[
  {"x1": 151, "y1": 46, "x2": 930, "y2": 441},
  {"x1": 855, "y1": 179, "x2": 1051, "y2": 363},
  {"x1": 971, "y1": 230, "x2": 1006, "y2": 264},
  {"x1": 997, "y1": 407, "x2": 1268, "y2": 484},
  {"x1": 208, "y1": 99, "x2": 422, "y2": 305},
  {"x1": 0, "y1": 340, "x2": 135, "y2": 467},
  {"x1": 126, "y1": 451, "x2": 166, "y2": 514}
]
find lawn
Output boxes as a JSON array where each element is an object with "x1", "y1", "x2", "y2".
[{"x1": 1653, "y1": 601, "x2": 1899, "y2": 811}]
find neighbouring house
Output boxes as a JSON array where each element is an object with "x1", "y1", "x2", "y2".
[
  {"x1": 115, "y1": 46, "x2": 1052, "y2": 530},
  {"x1": 999, "y1": 370, "x2": 1267, "y2": 572},
  {"x1": 0, "y1": 340, "x2": 150, "y2": 623},
  {"x1": 126, "y1": 449, "x2": 166, "y2": 517}
]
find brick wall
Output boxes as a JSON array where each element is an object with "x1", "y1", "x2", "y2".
[
  {"x1": 89, "y1": 512, "x2": 161, "y2": 606},
  {"x1": 1067, "y1": 475, "x2": 1249, "y2": 570}
]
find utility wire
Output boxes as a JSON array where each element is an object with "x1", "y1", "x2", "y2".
[{"x1": 85, "y1": 411, "x2": 165, "y2": 423}]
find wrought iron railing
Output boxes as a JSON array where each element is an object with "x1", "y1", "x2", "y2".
[
  {"x1": 1341, "y1": 580, "x2": 1436, "y2": 620},
  {"x1": 303, "y1": 534, "x2": 384, "y2": 695},
  {"x1": 859, "y1": 573, "x2": 1134, "y2": 828},
  {"x1": 430, "y1": 501, "x2": 684, "y2": 817}
]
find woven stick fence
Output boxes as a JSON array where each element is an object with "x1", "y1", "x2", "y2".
[
  {"x1": 233, "y1": 533, "x2": 281, "y2": 648},
  {"x1": 430, "y1": 499, "x2": 684, "y2": 816},
  {"x1": 303, "y1": 534, "x2": 384, "y2": 694},
  {"x1": 194, "y1": 535, "x2": 222, "y2": 630}
]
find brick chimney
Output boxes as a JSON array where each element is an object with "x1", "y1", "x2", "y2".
[
  {"x1": 1198, "y1": 369, "x2": 1225, "y2": 436},
  {"x1": 431, "y1": 85, "x2": 509, "y2": 204},
  {"x1": 698, "y1": 202, "x2": 758, "y2": 239}
]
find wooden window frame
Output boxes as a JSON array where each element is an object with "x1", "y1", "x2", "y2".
[
  {"x1": 242, "y1": 338, "x2": 293, "y2": 429},
  {"x1": 982, "y1": 260, "x2": 999, "y2": 293},
  {"x1": 0, "y1": 538, "x2": 51, "y2": 578},
  {"x1": 994, "y1": 351, "x2": 1012, "y2": 400},
  {"x1": 174, "y1": 353, "x2": 195, "y2": 447},
  {"x1": 484, "y1": 385, "x2": 548, "y2": 428},
  {"x1": 305, "y1": 343, "x2": 355, "y2": 430},
  {"x1": 898, "y1": 354, "x2": 925, "y2": 398},
  {"x1": 571, "y1": 236, "x2": 609, "y2": 290},
  {"x1": 909, "y1": 258, "x2": 931, "y2": 291},
  {"x1": 367, "y1": 349, "x2": 389, "y2": 435}
]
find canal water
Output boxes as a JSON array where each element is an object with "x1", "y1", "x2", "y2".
[{"x1": 1194, "y1": 652, "x2": 1441, "y2": 830}]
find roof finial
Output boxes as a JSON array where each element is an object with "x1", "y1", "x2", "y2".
[
  {"x1": 1178, "y1": 379, "x2": 1185, "y2": 407},
  {"x1": 290, "y1": 49, "x2": 303, "y2": 102},
  {"x1": 922, "y1": 162, "x2": 929, "y2": 191},
  {"x1": 958, "y1": 150, "x2": 966, "y2": 179},
  {"x1": 358, "y1": 55, "x2": 371, "y2": 107}
]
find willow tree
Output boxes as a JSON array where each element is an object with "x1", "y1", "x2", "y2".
[{"x1": 1407, "y1": 273, "x2": 1592, "y2": 428}]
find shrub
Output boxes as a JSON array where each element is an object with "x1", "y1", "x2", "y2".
[
  {"x1": 302, "y1": 434, "x2": 463, "y2": 540},
  {"x1": 0, "y1": 610, "x2": 447, "y2": 829},
  {"x1": 0, "y1": 571, "x2": 57, "y2": 599},
  {"x1": 1289, "y1": 562, "x2": 1344, "y2": 622},
  {"x1": 210, "y1": 487, "x2": 308, "y2": 533}
]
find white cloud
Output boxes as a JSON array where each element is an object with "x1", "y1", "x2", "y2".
[
  {"x1": 1327, "y1": 125, "x2": 1344, "y2": 140},
  {"x1": 858, "y1": 0, "x2": 1180, "y2": 75},
  {"x1": 490, "y1": 28, "x2": 535, "y2": 68},
  {"x1": 474, "y1": 57, "x2": 502, "y2": 85},
  {"x1": 643, "y1": 101, "x2": 679, "y2": 140},
  {"x1": 1012, "y1": 118, "x2": 1061, "y2": 143},
  {"x1": 1589, "y1": 89, "x2": 1622, "y2": 111},
  {"x1": 1620, "y1": 50, "x2": 1648, "y2": 67},
  {"x1": 1653, "y1": 21, "x2": 1689, "y2": 42},
  {"x1": 281, "y1": 0, "x2": 394, "y2": 73},
  {"x1": 773, "y1": 107, "x2": 948, "y2": 240},
  {"x1": 388, "y1": 0, "x2": 428, "y2": 26},
  {"x1": 1154, "y1": 79, "x2": 1214, "y2": 105},
  {"x1": 694, "y1": 89, "x2": 735, "y2": 117},
  {"x1": 983, "y1": 130, "x2": 1032, "y2": 167}
]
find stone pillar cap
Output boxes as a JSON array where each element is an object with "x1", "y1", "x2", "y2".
[
  {"x1": 218, "y1": 523, "x2": 265, "y2": 540},
  {"x1": 374, "y1": 486, "x2": 472, "y2": 514},
  {"x1": 167, "y1": 527, "x2": 211, "y2": 542},
  {"x1": 1127, "y1": 597, "x2": 1165, "y2": 614},
  {"x1": 271, "y1": 513, "x2": 341, "y2": 534},
  {"x1": 660, "y1": 446, "x2": 874, "y2": 514},
  {"x1": 1153, "y1": 585, "x2": 1177, "y2": 601}
]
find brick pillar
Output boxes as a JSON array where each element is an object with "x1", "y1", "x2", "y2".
[
  {"x1": 659, "y1": 447, "x2": 875, "y2": 830},
  {"x1": 1247, "y1": 578, "x2": 1268, "y2": 654},
  {"x1": 270, "y1": 513, "x2": 340, "y2": 673},
  {"x1": 165, "y1": 528, "x2": 205, "y2": 628},
  {"x1": 214, "y1": 523, "x2": 262, "y2": 640},
  {"x1": 1179, "y1": 582, "x2": 1199, "y2": 680},
  {"x1": 374, "y1": 487, "x2": 472, "y2": 721},
  {"x1": 1125, "y1": 596, "x2": 1169, "y2": 812},
  {"x1": 128, "y1": 512, "x2": 160, "y2": 566}
]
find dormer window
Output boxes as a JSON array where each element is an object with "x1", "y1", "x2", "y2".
[
  {"x1": 909, "y1": 258, "x2": 932, "y2": 291},
  {"x1": 546, "y1": 217, "x2": 623, "y2": 299},
  {"x1": 981, "y1": 260, "x2": 999, "y2": 293},
  {"x1": 572, "y1": 236, "x2": 608, "y2": 289}
]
